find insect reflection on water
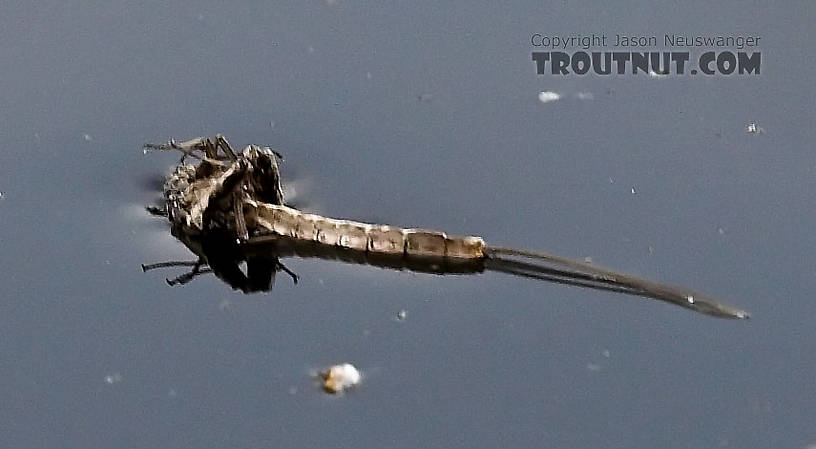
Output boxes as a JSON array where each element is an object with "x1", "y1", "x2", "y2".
[{"x1": 142, "y1": 135, "x2": 749, "y2": 319}]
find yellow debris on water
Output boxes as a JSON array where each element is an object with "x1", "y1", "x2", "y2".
[{"x1": 322, "y1": 363, "x2": 361, "y2": 394}]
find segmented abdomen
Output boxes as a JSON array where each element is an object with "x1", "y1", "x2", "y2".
[{"x1": 247, "y1": 201, "x2": 485, "y2": 260}]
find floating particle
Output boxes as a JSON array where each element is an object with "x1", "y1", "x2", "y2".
[
  {"x1": 83, "y1": 134, "x2": 93, "y2": 141},
  {"x1": 396, "y1": 309, "x2": 408, "y2": 321},
  {"x1": 322, "y1": 363, "x2": 361, "y2": 394},
  {"x1": 745, "y1": 122, "x2": 762, "y2": 134},
  {"x1": 630, "y1": 186, "x2": 637, "y2": 194},
  {"x1": 104, "y1": 373, "x2": 122, "y2": 384},
  {"x1": 602, "y1": 349, "x2": 611, "y2": 358},
  {"x1": 537, "y1": 91, "x2": 561, "y2": 103},
  {"x1": 583, "y1": 256, "x2": 593, "y2": 264}
]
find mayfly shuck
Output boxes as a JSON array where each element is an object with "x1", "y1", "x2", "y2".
[{"x1": 142, "y1": 135, "x2": 749, "y2": 319}]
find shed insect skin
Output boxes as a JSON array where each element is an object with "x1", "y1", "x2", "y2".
[
  {"x1": 143, "y1": 135, "x2": 296, "y2": 291},
  {"x1": 143, "y1": 135, "x2": 749, "y2": 319}
]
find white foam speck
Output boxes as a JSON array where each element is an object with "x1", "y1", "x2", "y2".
[
  {"x1": 538, "y1": 91, "x2": 561, "y2": 103},
  {"x1": 322, "y1": 363, "x2": 361, "y2": 394}
]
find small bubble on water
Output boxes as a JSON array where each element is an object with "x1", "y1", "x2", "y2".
[
  {"x1": 537, "y1": 91, "x2": 560, "y2": 103},
  {"x1": 104, "y1": 373, "x2": 123, "y2": 384}
]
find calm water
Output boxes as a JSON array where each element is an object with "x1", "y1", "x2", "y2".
[{"x1": 1, "y1": 2, "x2": 814, "y2": 448}]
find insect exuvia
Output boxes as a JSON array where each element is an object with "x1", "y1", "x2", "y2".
[{"x1": 142, "y1": 135, "x2": 749, "y2": 319}]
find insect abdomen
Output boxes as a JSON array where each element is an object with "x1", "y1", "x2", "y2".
[{"x1": 248, "y1": 202, "x2": 485, "y2": 260}]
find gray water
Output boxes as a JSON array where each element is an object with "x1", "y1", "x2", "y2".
[{"x1": 1, "y1": 2, "x2": 814, "y2": 448}]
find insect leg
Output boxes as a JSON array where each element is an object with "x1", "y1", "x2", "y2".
[
  {"x1": 276, "y1": 260, "x2": 299, "y2": 284},
  {"x1": 142, "y1": 258, "x2": 215, "y2": 286},
  {"x1": 165, "y1": 260, "x2": 212, "y2": 285},
  {"x1": 166, "y1": 267, "x2": 214, "y2": 286},
  {"x1": 141, "y1": 260, "x2": 200, "y2": 271},
  {"x1": 215, "y1": 134, "x2": 238, "y2": 161},
  {"x1": 144, "y1": 137, "x2": 208, "y2": 162}
]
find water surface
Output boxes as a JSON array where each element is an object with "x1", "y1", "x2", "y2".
[{"x1": 1, "y1": 2, "x2": 814, "y2": 448}]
